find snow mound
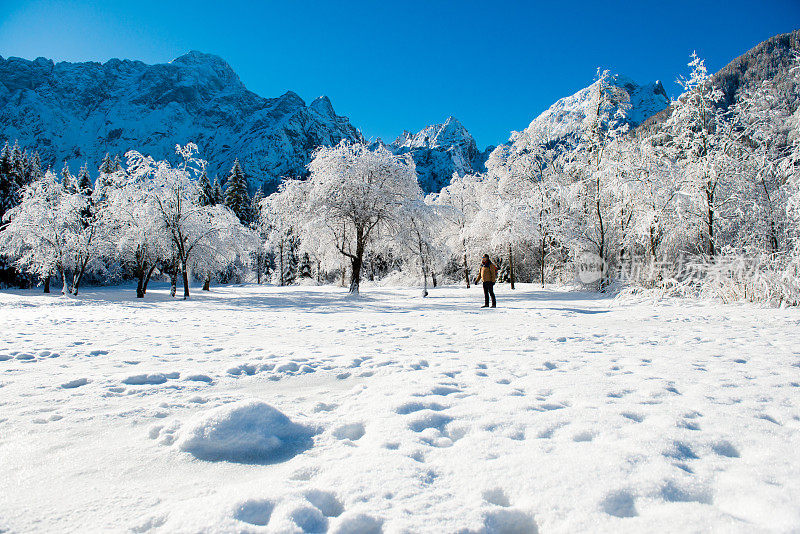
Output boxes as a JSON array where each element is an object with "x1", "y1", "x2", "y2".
[
  {"x1": 176, "y1": 400, "x2": 314, "y2": 463},
  {"x1": 482, "y1": 509, "x2": 538, "y2": 534},
  {"x1": 330, "y1": 512, "x2": 383, "y2": 534}
]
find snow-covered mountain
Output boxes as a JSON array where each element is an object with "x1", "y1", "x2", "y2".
[
  {"x1": 513, "y1": 74, "x2": 668, "y2": 145},
  {"x1": 376, "y1": 117, "x2": 494, "y2": 193},
  {"x1": 486, "y1": 74, "x2": 670, "y2": 174},
  {"x1": 0, "y1": 51, "x2": 364, "y2": 192}
]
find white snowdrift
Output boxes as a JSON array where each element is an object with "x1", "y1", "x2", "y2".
[{"x1": 176, "y1": 400, "x2": 314, "y2": 463}]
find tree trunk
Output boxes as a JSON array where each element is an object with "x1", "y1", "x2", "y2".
[
  {"x1": 278, "y1": 241, "x2": 285, "y2": 286},
  {"x1": 142, "y1": 264, "x2": 157, "y2": 295},
  {"x1": 202, "y1": 275, "x2": 211, "y2": 291},
  {"x1": 431, "y1": 271, "x2": 437, "y2": 288},
  {"x1": 349, "y1": 253, "x2": 363, "y2": 294},
  {"x1": 706, "y1": 185, "x2": 715, "y2": 258},
  {"x1": 421, "y1": 259, "x2": 429, "y2": 297},
  {"x1": 463, "y1": 252, "x2": 470, "y2": 289},
  {"x1": 508, "y1": 243, "x2": 515, "y2": 290},
  {"x1": 182, "y1": 262, "x2": 190, "y2": 299},
  {"x1": 136, "y1": 270, "x2": 145, "y2": 298},
  {"x1": 72, "y1": 259, "x2": 88, "y2": 296},
  {"x1": 707, "y1": 206, "x2": 715, "y2": 257},
  {"x1": 60, "y1": 268, "x2": 69, "y2": 295},
  {"x1": 170, "y1": 265, "x2": 177, "y2": 297},
  {"x1": 43, "y1": 275, "x2": 50, "y2": 293},
  {"x1": 540, "y1": 237, "x2": 547, "y2": 288}
]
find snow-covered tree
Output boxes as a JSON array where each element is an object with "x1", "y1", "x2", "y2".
[
  {"x1": 224, "y1": 159, "x2": 252, "y2": 224},
  {"x1": 393, "y1": 195, "x2": 442, "y2": 296},
  {"x1": 431, "y1": 173, "x2": 484, "y2": 287},
  {"x1": 126, "y1": 144, "x2": 248, "y2": 299},
  {"x1": 303, "y1": 141, "x2": 421, "y2": 294},
  {"x1": 665, "y1": 53, "x2": 728, "y2": 257},
  {"x1": 105, "y1": 169, "x2": 170, "y2": 297},
  {"x1": 0, "y1": 171, "x2": 66, "y2": 292},
  {"x1": 1, "y1": 169, "x2": 111, "y2": 295}
]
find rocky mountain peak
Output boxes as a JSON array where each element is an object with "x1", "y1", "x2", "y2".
[{"x1": 0, "y1": 52, "x2": 364, "y2": 193}]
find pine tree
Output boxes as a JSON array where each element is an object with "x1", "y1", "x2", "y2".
[
  {"x1": 0, "y1": 143, "x2": 18, "y2": 220},
  {"x1": 0, "y1": 142, "x2": 10, "y2": 177},
  {"x1": 61, "y1": 162, "x2": 75, "y2": 193},
  {"x1": 77, "y1": 163, "x2": 93, "y2": 196},
  {"x1": 112, "y1": 155, "x2": 122, "y2": 172},
  {"x1": 95, "y1": 153, "x2": 117, "y2": 202},
  {"x1": 299, "y1": 252, "x2": 312, "y2": 279},
  {"x1": 212, "y1": 176, "x2": 224, "y2": 205},
  {"x1": 283, "y1": 239, "x2": 298, "y2": 285},
  {"x1": 250, "y1": 188, "x2": 263, "y2": 226},
  {"x1": 10, "y1": 141, "x2": 24, "y2": 187},
  {"x1": 224, "y1": 159, "x2": 252, "y2": 224},
  {"x1": 29, "y1": 152, "x2": 43, "y2": 182},
  {"x1": 99, "y1": 153, "x2": 115, "y2": 175},
  {"x1": 197, "y1": 170, "x2": 214, "y2": 206},
  {"x1": 497, "y1": 258, "x2": 510, "y2": 283}
]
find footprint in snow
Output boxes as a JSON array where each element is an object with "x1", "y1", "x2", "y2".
[
  {"x1": 711, "y1": 440, "x2": 740, "y2": 458},
  {"x1": 61, "y1": 378, "x2": 90, "y2": 389},
  {"x1": 332, "y1": 423, "x2": 365, "y2": 441},
  {"x1": 395, "y1": 401, "x2": 447, "y2": 414},
  {"x1": 482, "y1": 488, "x2": 511, "y2": 507},
  {"x1": 621, "y1": 412, "x2": 644, "y2": 423},
  {"x1": 601, "y1": 490, "x2": 637, "y2": 518},
  {"x1": 572, "y1": 431, "x2": 596, "y2": 442}
]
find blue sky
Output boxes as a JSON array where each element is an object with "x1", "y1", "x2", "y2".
[{"x1": 1, "y1": 0, "x2": 798, "y2": 148}]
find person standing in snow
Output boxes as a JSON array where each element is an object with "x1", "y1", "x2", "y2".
[{"x1": 475, "y1": 254, "x2": 498, "y2": 308}]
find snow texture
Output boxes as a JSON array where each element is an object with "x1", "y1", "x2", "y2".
[{"x1": 1, "y1": 283, "x2": 799, "y2": 532}]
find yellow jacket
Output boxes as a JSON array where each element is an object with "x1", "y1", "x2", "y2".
[{"x1": 476, "y1": 263, "x2": 498, "y2": 283}]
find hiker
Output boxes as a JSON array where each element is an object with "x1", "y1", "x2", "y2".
[{"x1": 475, "y1": 254, "x2": 498, "y2": 308}]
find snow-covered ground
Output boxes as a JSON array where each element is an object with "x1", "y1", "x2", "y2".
[{"x1": 1, "y1": 283, "x2": 799, "y2": 533}]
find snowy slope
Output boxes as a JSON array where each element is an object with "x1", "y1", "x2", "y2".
[
  {"x1": 377, "y1": 117, "x2": 493, "y2": 193},
  {"x1": 0, "y1": 51, "x2": 364, "y2": 192},
  {"x1": 1, "y1": 284, "x2": 799, "y2": 532},
  {"x1": 487, "y1": 75, "x2": 669, "y2": 171}
]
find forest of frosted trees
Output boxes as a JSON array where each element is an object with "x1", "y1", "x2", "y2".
[{"x1": 1, "y1": 54, "x2": 800, "y2": 305}]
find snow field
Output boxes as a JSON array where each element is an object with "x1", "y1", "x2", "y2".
[{"x1": 1, "y1": 283, "x2": 799, "y2": 532}]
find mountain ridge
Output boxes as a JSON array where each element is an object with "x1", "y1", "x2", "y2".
[{"x1": 0, "y1": 51, "x2": 364, "y2": 192}]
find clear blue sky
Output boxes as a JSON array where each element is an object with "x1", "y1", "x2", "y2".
[{"x1": 1, "y1": 0, "x2": 798, "y2": 148}]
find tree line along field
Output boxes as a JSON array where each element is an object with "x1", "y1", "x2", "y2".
[{"x1": 1, "y1": 53, "x2": 800, "y2": 306}]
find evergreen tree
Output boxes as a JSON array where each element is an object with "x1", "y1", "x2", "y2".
[
  {"x1": 0, "y1": 142, "x2": 10, "y2": 177},
  {"x1": 0, "y1": 144, "x2": 18, "y2": 220},
  {"x1": 224, "y1": 159, "x2": 252, "y2": 224},
  {"x1": 299, "y1": 252, "x2": 312, "y2": 279},
  {"x1": 283, "y1": 238, "x2": 298, "y2": 285},
  {"x1": 197, "y1": 170, "x2": 214, "y2": 206},
  {"x1": 10, "y1": 141, "x2": 24, "y2": 187},
  {"x1": 212, "y1": 176, "x2": 224, "y2": 205},
  {"x1": 250, "y1": 188, "x2": 263, "y2": 226},
  {"x1": 99, "y1": 153, "x2": 115, "y2": 175},
  {"x1": 29, "y1": 152, "x2": 43, "y2": 182},
  {"x1": 112, "y1": 155, "x2": 122, "y2": 172},
  {"x1": 95, "y1": 154, "x2": 117, "y2": 202},
  {"x1": 61, "y1": 162, "x2": 75, "y2": 193},
  {"x1": 77, "y1": 163, "x2": 93, "y2": 196},
  {"x1": 497, "y1": 258, "x2": 510, "y2": 283}
]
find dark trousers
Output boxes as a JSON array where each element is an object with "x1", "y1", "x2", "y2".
[{"x1": 483, "y1": 282, "x2": 496, "y2": 307}]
